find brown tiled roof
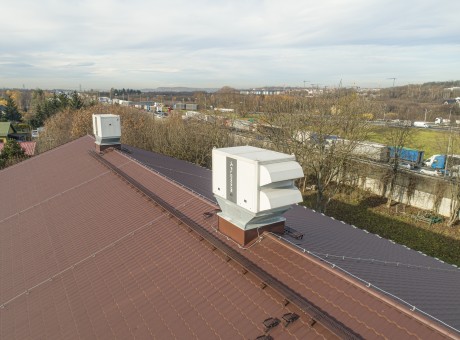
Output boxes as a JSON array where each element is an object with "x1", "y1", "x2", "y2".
[
  {"x1": 0, "y1": 137, "x2": 331, "y2": 339},
  {"x1": 0, "y1": 136, "x2": 458, "y2": 339}
]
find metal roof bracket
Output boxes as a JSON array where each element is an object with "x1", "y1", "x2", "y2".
[
  {"x1": 263, "y1": 317, "x2": 280, "y2": 332},
  {"x1": 282, "y1": 313, "x2": 300, "y2": 327}
]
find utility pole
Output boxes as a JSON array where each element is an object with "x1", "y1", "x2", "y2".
[
  {"x1": 387, "y1": 77, "x2": 396, "y2": 87},
  {"x1": 387, "y1": 78, "x2": 396, "y2": 98},
  {"x1": 445, "y1": 108, "x2": 453, "y2": 177}
]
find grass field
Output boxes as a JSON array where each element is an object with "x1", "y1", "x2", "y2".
[{"x1": 368, "y1": 126, "x2": 457, "y2": 157}]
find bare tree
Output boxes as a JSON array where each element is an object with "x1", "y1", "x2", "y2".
[
  {"x1": 260, "y1": 93, "x2": 376, "y2": 213},
  {"x1": 383, "y1": 124, "x2": 414, "y2": 208},
  {"x1": 41, "y1": 103, "x2": 235, "y2": 168},
  {"x1": 444, "y1": 130, "x2": 460, "y2": 226},
  {"x1": 448, "y1": 177, "x2": 460, "y2": 226}
]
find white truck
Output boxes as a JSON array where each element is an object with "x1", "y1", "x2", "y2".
[
  {"x1": 436, "y1": 118, "x2": 460, "y2": 125},
  {"x1": 413, "y1": 121, "x2": 429, "y2": 128},
  {"x1": 435, "y1": 117, "x2": 451, "y2": 125},
  {"x1": 351, "y1": 141, "x2": 389, "y2": 162}
]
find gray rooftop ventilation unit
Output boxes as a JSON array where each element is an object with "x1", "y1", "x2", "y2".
[
  {"x1": 212, "y1": 146, "x2": 304, "y2": 245},
  {"x1": 92, "y1": 114, "x2": 121, "y2": 152}
]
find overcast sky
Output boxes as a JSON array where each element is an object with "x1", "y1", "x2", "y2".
[{"x1": 1, "y1": 0, "x2": 459, "y2": 90}]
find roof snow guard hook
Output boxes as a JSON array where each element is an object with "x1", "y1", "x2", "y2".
[
  {"x1": 255, "y1": 335, "x2": 273, "y2": 340},
  {"x1": 203, "y1": 208, "x2": 221, "y2": 219},
  {"x1": 203, "y1": 211, "x2": 214, "y2": 218},
  {"x1": 284, "y1": 226, "x2": 304, "y2": 240},
  {"x1": 263, "y1": 317, "x2": 281, "y2": 332},
  {"x1": 282, "y1": 312, "x2": 299, "y2": 327}
]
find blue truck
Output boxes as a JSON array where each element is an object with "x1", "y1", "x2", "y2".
[
  {"x1": 388, "y1": 147, "x2": 425, "y2": 168},
  {"x1": 424, "y1": 154, "x2": 460, "y2": 171}
]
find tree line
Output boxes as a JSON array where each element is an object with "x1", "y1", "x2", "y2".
[
  {"x1": 37, "y1": 104, "x2": 235, "y2": 169},
  {"x1": 110, "y1": 88, "x2": 142, "y2": 97},
  {"x1": 30, "y1": 90, "x2": 86, "y2": 127},
  {"x1": 0, "y1": 89, "x2": 90, "y2": 127}
]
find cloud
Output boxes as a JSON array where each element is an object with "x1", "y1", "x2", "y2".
[
  {"x1": 64, "y1": 62, "x2": 95, "y2": 67},
  {"x1": 1, "y1": 0, "x2": 459, "y2": 89}
]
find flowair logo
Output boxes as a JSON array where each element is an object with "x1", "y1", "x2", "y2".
[{"x1": 226, "y1": 157, "x2": 237, "y2": 203}]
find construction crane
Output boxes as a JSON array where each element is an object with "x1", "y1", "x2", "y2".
[{"x1": 387, "y1": 77, "x2": 397, "y2": 87}]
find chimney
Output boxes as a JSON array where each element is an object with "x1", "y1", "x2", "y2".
[
  {"x1": 92, "y1": 114, "x2": 121, "y2": 152},
  {"x1": 212, "y1": 146, "x2": 304, "y2": 246}
]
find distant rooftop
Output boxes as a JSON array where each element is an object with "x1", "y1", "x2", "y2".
[{"x1": 0, "y1": 141, "x2": 36, "y2": 156}]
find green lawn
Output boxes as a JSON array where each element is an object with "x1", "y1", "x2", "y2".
[{"x1": 368, "y1": 126, "x2": 457, "y2": 158}]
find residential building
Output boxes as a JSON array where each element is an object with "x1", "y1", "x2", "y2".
[{"x1": 0, "y1": 122, "x2": 17, "y2": 143}]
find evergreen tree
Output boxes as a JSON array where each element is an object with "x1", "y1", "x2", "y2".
[
  {"x1": 31, "y1": 89, "x2": 45, "y2": 113},
  {"x1": 31, "y1": 103, "x2": 45, "y2": 128},
  {"x1": 58, "y1": 93, "x2": 70, "y2": 108},
  {"x1": 0, "y1": 139, "x2": 26, "y2": 168},
  {"x1": 1, "y1": 139, "x2": 25, "y2": 159},
  {"x1": 49, "y1": 93, "x2": 61, "y2": 113},
  {"x1": 4, "y1": 94, "x2": 22, "y2": 121},
  {"x1": 70, "y1": 91, "x2": 84, "y2": 109}
]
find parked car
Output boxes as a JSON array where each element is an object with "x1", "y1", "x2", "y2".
[
  {"x1": 400, "y1": 162, "x2": 414, "y2": 170},
  {"x1": 420, "y1": 168, "x2": 441, "y2": 176}
]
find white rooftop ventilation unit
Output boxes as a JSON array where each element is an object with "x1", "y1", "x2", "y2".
[
  {"x1": 212, "y1": 146, "x2": 304, "y2": 245},
  {"x1": 92, "y1": 114, "x2": 121, "y2": 152}
]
